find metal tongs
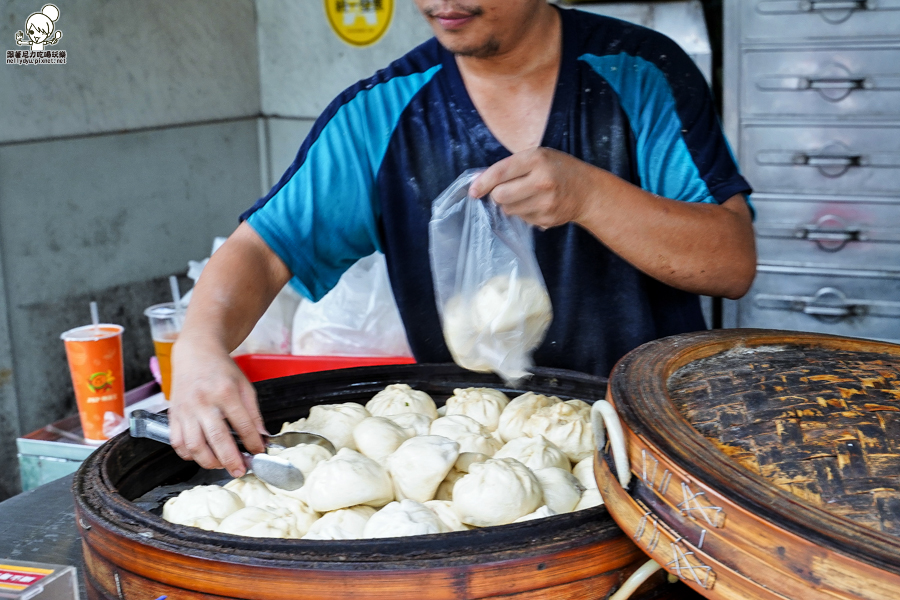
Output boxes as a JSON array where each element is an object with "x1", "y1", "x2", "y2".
[{"x1": 129, "y1": 409, "x2": 335, "y2": 491}]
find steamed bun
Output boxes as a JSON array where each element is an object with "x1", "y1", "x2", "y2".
[
  {"x1": 513, "y1": 505, "x2": 556, "y2": 523},
  {"x1": 532, "y1": 467, "x2": 584, "y2": 514},
  {"x1": 302, "y1": 448, "x2": 393, "y2": 512},
  {"x1": 384, "y1": 412, "x2": 433, "y2": 437},
  {"x1": 282, "y1": 402, "x2": 370, "y2": 451},
  {"x1": 425, "y1": 500, "x2": 470, "y2": 532},
  {"x1": 442, "y1": 276, "x2": 552, "y2": 378},
  {"x1": 302, "y1": 506, "x2": 376, "y2": 540},
  {"x1": 573, "y1": 456, "x2": 598, "y2": 491},
  {"x1": 430, "y1": 415, "x2": 502, "y2": 456},
  {"x1": 452, "y1": 458, "x2": 543, "y2": 526},
  {"x1": 162, "y1": 485, "x2": 244, "y2": 530},
  {"x1": 494, "y1": 435, "x2": 570, "y2": 472},
  {"x1": 576, "y1": 488, "x2": 604, "y2": 511},
  {"x1": 366, "y1": 384, "x2": 438, "y2": 419},
  {"x1": 523, "y1": 403, "x2": 594, "y2": 462},
  {"x1": 386, "y1": 435, "x2": 459, "y2": 502},
  {"x1": 216, "y1": 506, "x2": 301, "y2": 538},
  {"x1": 444, "y1": 388, "x2": 510, "y2": 431},
  {"x1": 353, "y1": 416, "x2": 410, "y2": 463},
  {"x1": 224, "y1": 474, "x2": 275, "y2": 507},
  {"x1": 363, "y1": 500, "x2": 448, "y2": 538},
  {"x1": 497, "y1": 392, "x2": 561, "y2": 443}
]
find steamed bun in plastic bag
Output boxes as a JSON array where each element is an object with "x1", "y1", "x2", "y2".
[
  {"x1": 452, "y1": 457, "x2": 543, "y2": 526},
  {"x1": 362, "y1": 500, "x2": 448, "y2": 538},
  {"x1": 302, "y1": 448, "x2": 393, "y2": 512}
]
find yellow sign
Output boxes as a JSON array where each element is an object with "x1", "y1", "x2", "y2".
[{"x1": 324, "y1": 0, "x2": 393, "y2": 47}]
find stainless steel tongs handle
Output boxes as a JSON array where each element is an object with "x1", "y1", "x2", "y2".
[{"x1": 130, "y1": 409, "x2": 173, "y2": 444}]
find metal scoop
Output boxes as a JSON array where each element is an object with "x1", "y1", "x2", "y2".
[{"x1": 129, "y1": 410, "x2": 335, "y2": 491}]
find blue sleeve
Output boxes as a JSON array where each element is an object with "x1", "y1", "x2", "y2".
[
  {"x1": 242, "y1": 64, "x2": 442, "y2": 301},
  {"x1": 580, "y1": 36, "x2": 752, "y2": 207}
]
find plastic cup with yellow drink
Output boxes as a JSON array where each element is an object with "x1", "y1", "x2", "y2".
[
  {"x1": 144, "y1": 302, "x2": 182, "y2": 399},
  {"x1": 61, "y1": 322, "x2": 126, "y2": 444}
]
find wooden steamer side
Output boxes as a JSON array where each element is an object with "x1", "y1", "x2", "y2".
[
  {"x1": 595, "y1": 329, "x2": 900, "y2": 600},
  {"x1": 72, "y1": 365, "x2": 667, "y2": 600}
]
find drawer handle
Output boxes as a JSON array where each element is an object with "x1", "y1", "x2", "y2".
[
  {"x1": 807, "y1": 77, "x2": 865, "y2": 90},
  {"x1": 757, "y1": 0, "x2": 876, "y2": 24},
  {"x1": 756, "y1": 287, "x2": 900, "y2": 320},
  {"x1": 757, "y1": 76, "x2": 867, "y2": 102},
  {"x1": 755, "y1": 287, "x2": 865, "y2": 321},
  {"x1": 806, "y1": 0, "x2": 867, "y2": 11},
  {"x1": 795, "y1": 217, "x2": 862, "y2": 251}
]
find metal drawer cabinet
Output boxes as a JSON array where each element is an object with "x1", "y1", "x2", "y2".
[
  {"x1": 736, "y1": 265, "x2": 900, "y2": 341},
  {"x1": 753, "y1": 193, "x2": 900, "y2": 268},
  {"x1": 743, "y1": 46, "x2": 900, "y2": 119},
  {"x1": 742, "y1": 123, "x2": 900, "y2": 196},
  {"x1": 741, "y1": 0, "x2": 900, "y2": 42}
]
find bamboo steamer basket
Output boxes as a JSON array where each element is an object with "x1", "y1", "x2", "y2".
[
  {"x1": 593, "y1": 329, "x2": 900, "y2": 600},
  {"x1": 73, "y1": 364, "x2": 673, "y2": 600}
]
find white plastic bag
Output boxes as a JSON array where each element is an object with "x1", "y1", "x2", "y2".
[
  {"x1": 429, "y1": 169, "x2": 552, "y2": 383},
  {"x1": 291, "y1": 253, "x2": 413, "y2": 357}
]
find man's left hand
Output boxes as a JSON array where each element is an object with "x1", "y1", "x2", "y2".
[{"x1": 469, "y1": 147, "x2": 598, "y2": 229}]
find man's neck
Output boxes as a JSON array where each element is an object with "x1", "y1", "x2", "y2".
[{"x1": 455, "y1": 4, "x2": 561, "y2": 82}]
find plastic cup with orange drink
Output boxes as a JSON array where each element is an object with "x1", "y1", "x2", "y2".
[
  {"x1": 61, "y1": 323, "x2": 126, "y2": 444},
  {"x1": 144, "y1": 302, "x2": 182, "y2": 399}
]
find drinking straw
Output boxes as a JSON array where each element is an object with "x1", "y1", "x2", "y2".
[
  {"x1": 169, "y1": 275, "x2": 183, "y2": 328},
  {"x1": 90, "y1": 301, "x2": 99, "y2": 336}
]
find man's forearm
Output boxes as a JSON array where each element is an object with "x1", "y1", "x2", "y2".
[
  {"x1": 177, "y1": 222, "x2": 292, "y2": 353},
  {"x1": 575, "y1": 169, "x2": 756, "y2": 299}
]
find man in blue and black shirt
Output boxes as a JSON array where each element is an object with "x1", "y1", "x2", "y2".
[{"x1": 169, "y1": 0, "x2": 756, "y2": 476}]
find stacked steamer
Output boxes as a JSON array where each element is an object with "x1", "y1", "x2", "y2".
[
  {"x1": 595, "y1": 329, "x2": 900, "y2": 599},
  {"x1": 74, "y1": 365, "x2": 672, "y2": 600}
]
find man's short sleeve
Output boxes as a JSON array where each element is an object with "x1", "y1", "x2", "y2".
[
  {"x1": 580, "y1": 33, "x2": 751, "y2": 206},
  {"x1": 241, "y1": 63, "x2": 442, "y2": 301}
]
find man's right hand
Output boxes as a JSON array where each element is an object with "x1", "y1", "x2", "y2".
[
  {"x1": 164, "y1": 222, "x2": 292, "y2": 477},
  {"x1": 168, "y1": 338, "x2": 267, "y2": 477}
]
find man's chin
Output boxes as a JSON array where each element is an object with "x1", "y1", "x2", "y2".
[{"x1": 439, "y1": 35, "x2": 501, "y2": 58}]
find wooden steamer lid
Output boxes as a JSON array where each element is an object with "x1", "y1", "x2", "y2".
[{"x1": 596, "y1": 329, "x2": 900, "y2": 600}]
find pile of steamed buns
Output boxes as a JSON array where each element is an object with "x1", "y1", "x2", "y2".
[{"x1": 162, "y1": 384, "x2": 603, "y2": 539}]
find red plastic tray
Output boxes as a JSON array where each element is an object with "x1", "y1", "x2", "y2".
[{"x1": 233, "y1": 354, "x2": 415, "y2": 383}]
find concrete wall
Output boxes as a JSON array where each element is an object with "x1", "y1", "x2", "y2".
[{"x1": 0, "y1": 0, "x2": 433, "y2": 500}]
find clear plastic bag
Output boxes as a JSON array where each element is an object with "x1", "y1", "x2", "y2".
[{"x1": 429, "y1": 169, "x2": 552, "y2": 383}]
